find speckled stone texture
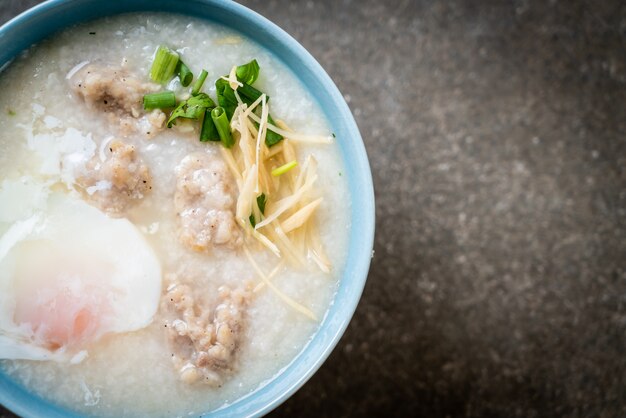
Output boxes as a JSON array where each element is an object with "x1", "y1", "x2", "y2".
[{"x1": 1, "y1": 1, "x2": 625, "y2": 417}]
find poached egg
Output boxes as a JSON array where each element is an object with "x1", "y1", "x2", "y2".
[{"x1": 0, "y1": 178, "x2": 161, "y2": 362}]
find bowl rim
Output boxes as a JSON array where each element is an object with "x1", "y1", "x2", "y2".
[{"x1": 0, "y1": 1, "x2": 375, "y2": 417}]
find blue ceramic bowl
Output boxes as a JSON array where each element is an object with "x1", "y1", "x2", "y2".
[{"x1": 0, "y1": 0, "x2": 374, "y2": 416}]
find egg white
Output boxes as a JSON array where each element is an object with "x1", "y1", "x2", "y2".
[{"x1": 0, "y1": 178, "x2": 162, "y2": 362}]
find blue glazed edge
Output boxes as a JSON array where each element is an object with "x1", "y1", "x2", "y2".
[{"x1": 0, "y1": 1, "x2": 375, "y2": 417}]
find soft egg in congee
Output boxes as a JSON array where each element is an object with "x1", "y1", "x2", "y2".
[{"x1": 0, "y1": 13, "x2": 350, "y2": 417}]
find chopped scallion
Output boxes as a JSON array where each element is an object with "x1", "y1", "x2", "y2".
[
  {"x1": 265, "y1": 114, "x2": 284, "y2": 147},
  {"x1": 251, "y1": 109, "x2": 283, "y2": 147},
  {"x1": 271, "y1": 160, "x2": 297, "y2": 176},
  {"x1": 200, "y1": 110, "x2": 220, "y2": 142},
  {"x1": 150, "y1": 45, "x2": 179, "y2": 84},
  {"x1": 238, "y1": 82, "x2": 265, "y2": 103},
  {"x1": 216, "y1": 77, "x2": 267, "y2": 121},
  {"x1": 7, "y1": 108, "x2": 16, "y2": 116},
  {"x1": 257, "y1": 193, "x2": 267, "y2": 214},
  {"x1": 176, "y1": 60, "x2": 193, "y2": 87},
  {"x1": 143, "y1": 91, "x2": 176, "y2": 110},
  {"x1": 211, "y1": 106, "x2": 234, "y2": 148},
  {"x1": 236, "y1": 59, "x2": 260, "y2": 85},
  {"x1": 192, "y1": 69, "x2": 208, "y2": 95},
  {"x1": 167, "y1": 93, "x2": 215, "y2": 127},
  {"x1": 249, "y1": 193, "x2": 267, "y2": 227},
  {"x1": 215, "y1": 78, "x2": 238, "y2": 120}
]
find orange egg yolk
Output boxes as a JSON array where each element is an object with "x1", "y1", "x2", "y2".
[{"x1": 14, "y1": 284, "x2": 104, "y2": 351}]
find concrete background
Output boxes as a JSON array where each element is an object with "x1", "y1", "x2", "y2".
[{"x1": 1, "y1": 0, "x2": 625, "y2": 417}]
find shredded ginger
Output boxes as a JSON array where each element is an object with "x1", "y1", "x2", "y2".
[{"x1": 221, "y1": 92, "x2": 334, "y2": 319}]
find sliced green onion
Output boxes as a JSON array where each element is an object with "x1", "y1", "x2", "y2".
[
  {"x1": 271, "y1": 160, "x2": 297, "y2": 177},
  {"x1": 216, "y1": 77, "x2": 267, "y2": 121},
  {"x1": 192, "y1": 69, "x2": 208, "y2": 95},
  {"x1": 248, "y1": 193, "x2": 266, "y2": 227},
  {"x1": 176, "y1": 61, "x2": 193, "y2": 87},
  {"x1": 7, "y1": 108, "x2": 16, "y2": 116},
  {"x1": 265, "y1": 114, "x2": 284, "y2": 147},
  {"x1": 143, "y1": 91, "x2": 176, "y2": 109},
  {"x1": 167, "y1": 93, "x2": 215, "y2": 127},
  {"x1": 238, "y1": 82, "x2": 265, "y2": 103},
  {"x1": 200, "y1": 110, "x2": 220, "y2": 142},
  {"x1": 211, "y1": 106, "x2": 234, "y2": 148},
  {"x1": 150, "y1": 46, "x2": 179, "y2": 84},
  {"x1": 236, "y1": 59, "x2": 260, "y2": 84},
  {"x1": 256, "y1": 193, "x2": 267, "y2": 214},
  {"x1": 252, "y1": 109, "x2": 283, "y2": 147},
  {"x1": 215, "y1": 78, "x2": 238, "y2": 120}
]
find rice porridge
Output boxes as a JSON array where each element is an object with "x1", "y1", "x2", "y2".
[{"x1": 0, "y1": 13, "x2": 350, "y2": 417}]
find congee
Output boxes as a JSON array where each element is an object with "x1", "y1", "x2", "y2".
[{"x1": 0, "y1": 13, "x2": 350, "y2": 417}]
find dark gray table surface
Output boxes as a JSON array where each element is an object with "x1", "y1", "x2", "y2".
[{"x1": 1, "y1": 0, "x2": 625, "y2": 417}]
